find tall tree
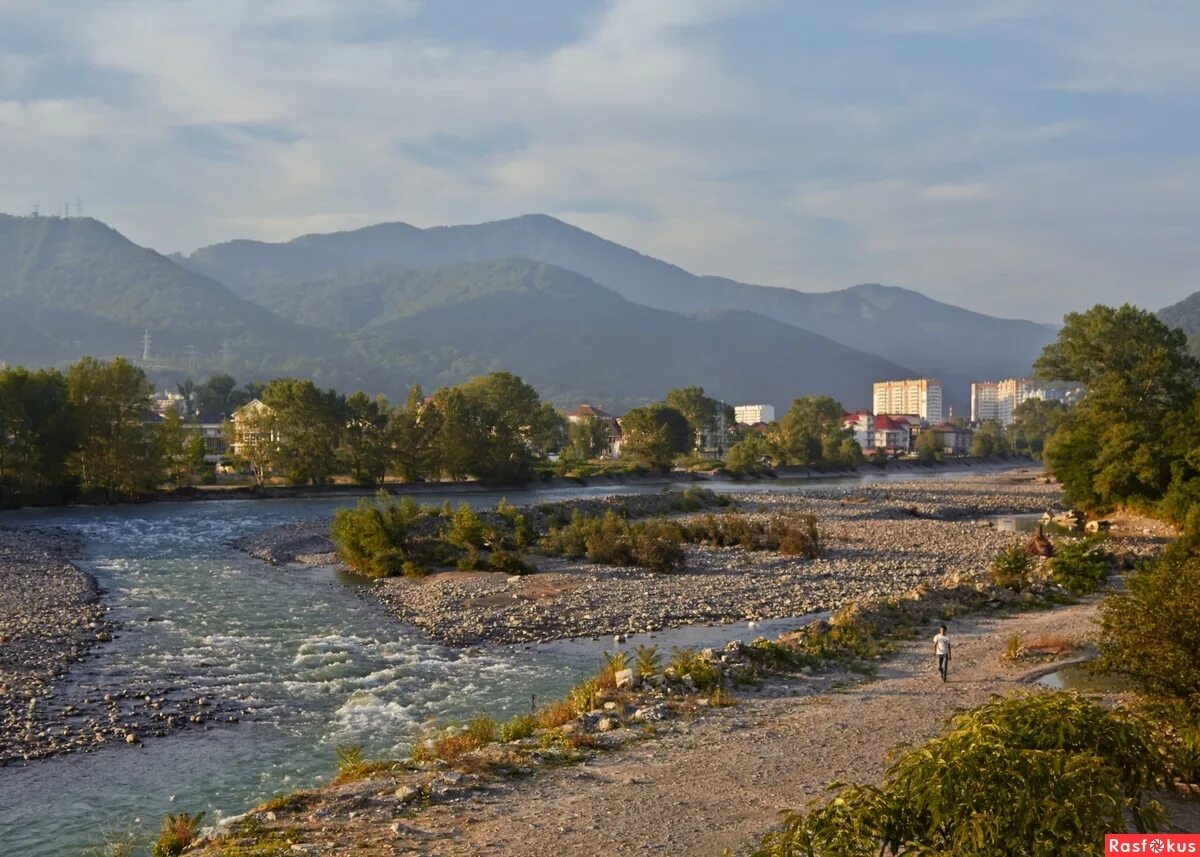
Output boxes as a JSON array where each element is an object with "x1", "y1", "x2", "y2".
[
  {"x1": 1035, "y1": 304, "x2": 1200, "y2": 509},
  {"x1": 0, "y1": 367, "x2": 76, "y2": 505},
  {"x1": 769, "y1": 396, "x2": 860, "y2": 468},
  {"x1": 619, "y1": 403, "x2": 690, "y2": 470},
  {"x1": 342, "y1": 392, "x2": 391, "y2": 486},
  {"x1": 261, "y1": 378, "x2": 346, "y2": 486},
  {"x1": 195, "y1": 373, "x2": 247, "y2": 417},
  {"x1": 1008, "y1": 398, "x2": 1066, "y2": 457},
  {"x1": 67, "y1": 357, "x2": 159, "y2": 501},
  {"x1": 157, "y1": 405, "x2": 207, "y2": 488},
  {"x1": 390, "y1": 385, "x2": 439, "y2": 482},
  {"x1": 567, "y1": 415, "x2": 610, "y2": 459}
]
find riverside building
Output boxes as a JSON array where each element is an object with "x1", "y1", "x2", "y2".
[{"x1": 872, "y1": 378, "x2": 943, "y2": 424}]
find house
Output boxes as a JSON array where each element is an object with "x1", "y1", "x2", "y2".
[
  {"x1": 872, "y1": 414, "x2": 912, "y2": 454},
  {"x1": 229, "y1": 399, "x2": 277, "y2": 457},
  {"x1": 192, "y1": 409, "x2": 228, "y2": 463},
  {"x1": 567, "y1": 403, "x2": 622, "y2": 458},
  {"x1": 927, "y1": 423, "x2": 974, "y2": 456},
  {"x1": 843, "y1": 411, "x2": 874, "y2": 449}
]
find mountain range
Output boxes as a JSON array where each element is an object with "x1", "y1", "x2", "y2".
[{"x1": 0, "y1": 210, "x2": 1095, "y2": 414}]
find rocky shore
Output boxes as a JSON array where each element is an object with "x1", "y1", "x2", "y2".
[
  {"x1": 233, "y1": 471, "x2": 1067, "y2": 646},
  {"x1": 0, "y1": 527, "x2": 232, "y2": 766}
]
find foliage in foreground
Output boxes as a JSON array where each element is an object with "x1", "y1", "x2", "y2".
[
  {"x1": 1098, "y1": 541, "x2": 1200, "y2": 708},
  {"x1": 752, "y1": 694, "x2": 1167, "y2": 857}
]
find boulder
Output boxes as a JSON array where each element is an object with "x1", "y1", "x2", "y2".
[{"x1": 614, "y1": 668, "x2": 636, "y2": 689}]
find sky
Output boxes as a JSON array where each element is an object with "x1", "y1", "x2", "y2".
[{"x1": 1, "y1": 0, "x2": 1199, "y2": 321}]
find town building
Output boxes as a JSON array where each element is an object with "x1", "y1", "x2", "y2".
[
  {"x1": 872, "y1": 379, "x2": 943, "y2": 423},
  {"x1": 733, "y1": 403, "x2": 775, "y2": 425},
  {"x1": 842, "y1": 411, "x2": 873, "y2": 449},
  {"x1": 970, "y1": 378, "x2": 1049, "y2": 426},
  {"x1": 873, "y1": 414, "x2": 913, "y2": 453},
  {"x1": 229, "y1": 399, "x2": 276, "y2": 457},
  {"x1": 926, "y1": 423, "x2": 974, "y2": 456},
  {"x1": 566, "y1": 403, "x2": 622, "y2": 458}
]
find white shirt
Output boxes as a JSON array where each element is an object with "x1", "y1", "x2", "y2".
[{"x1": 934, "y1": 633, "x2": 950, "y2": 655}]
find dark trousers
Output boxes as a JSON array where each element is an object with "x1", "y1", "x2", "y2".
[{"x1": 938, "y1": 653, "x2": 949, "y2": 681}]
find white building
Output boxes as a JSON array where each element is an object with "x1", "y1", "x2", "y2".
[
  {"x1": 734, "y1": 403, "x2": 775, "y2": 425},
  {"x1": 971, "y1": 378, "x2": 1047, "y2": 426},
  {"x1": 872, "y1": 379, "x2": 942, "y2": 424}
]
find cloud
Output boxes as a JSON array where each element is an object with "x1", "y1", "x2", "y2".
[{"x1": 0, "y1": 0, "x2": 1198, "y2": 320}]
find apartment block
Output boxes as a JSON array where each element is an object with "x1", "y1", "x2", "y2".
[
  {"x1": 872, "y1": 378, "x2": 943, "y2": 423},
  {"x1": 970, "y1": 378, "x2": 1046, "y2": 426},
  {"x1": 734, "y1": 403, "x2": 775, "y2": 425}
]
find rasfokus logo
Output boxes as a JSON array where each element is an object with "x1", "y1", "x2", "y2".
[{"x1": 1106, "y1": 834, "x2": 1200, "y2": 853}]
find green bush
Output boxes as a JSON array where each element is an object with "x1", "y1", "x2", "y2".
[
  {"x1": 444, "y1": 502, "x2": 486, "y2": 549},
  {"x1": 1049, "y1": 536, "x2": 1112, "y2": 594},
  {"x1": 456, "y1": 546, "x2": 487, "y2": 571},
  {"x1": 488, "y1": 549, "x2": 535, "y2": 574},
  {"x1": 752, "y1": 694, "x2": 1167, "y2": 857},
  {"x1": 331, "y1": 492, "x2": 426, "y2": 578},
  {"x1": 499, "y1": 713, "x2": 537, "y2": 742},
  {"x1": 990, "y1": 544, "x2": 1033, "y2": 592},
  {"x1": 151, "y1": 812, "x2": 204, "y2": 857},
  {"x1": 1098, "y1": 544, "x2": 1200, "y2": 706},
  {"x1": 634, "y1": 643, "x2": 662, "y2": 676},
  {"x1": 667, "y1": 648, "x2": 720, "y2": 691}
]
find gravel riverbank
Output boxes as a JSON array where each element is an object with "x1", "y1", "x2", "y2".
[
  {"x1": 233, "y1": 471, "x2": 1067, "y2": 646},
  {"x1": 0, "y1": 528, "x2": 233, "y2": 766}
]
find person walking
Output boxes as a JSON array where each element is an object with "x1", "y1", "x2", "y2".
[{"x1": 933, "y1": 625, "x2": 952, "y2": 682}]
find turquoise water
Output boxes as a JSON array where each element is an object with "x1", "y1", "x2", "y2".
[{"x1": 0, "y1": 466, "x2": 1032, "y2": 855}]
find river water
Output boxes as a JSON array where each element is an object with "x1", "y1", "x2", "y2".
[{"x1": 0, "y1": 468, "x2": 1029, "y2": 856}]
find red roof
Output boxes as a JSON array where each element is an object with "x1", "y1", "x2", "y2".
[
  {"x1": 874, "y1": 414, "x2": 907, "y2": 431},
  {"x1": 568, "y1": 403, "x2": 613, "y2": 420}
]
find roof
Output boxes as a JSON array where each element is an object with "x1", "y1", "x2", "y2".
[
  {"x1": 567, "y1": 403, "x2": 613, "y2": 420},
  {"x1": 874, "y1": 414, "x2": 907, "y2": 431}
]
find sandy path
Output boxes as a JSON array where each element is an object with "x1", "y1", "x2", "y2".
[{"x1": 402, "y1": 600, "x2": 1107, "y2": 857}]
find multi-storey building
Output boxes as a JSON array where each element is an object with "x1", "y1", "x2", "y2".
[
  {"x1": 970, "y1": 378, "x2": 1046, "y2": 426},
  {"x1": 872, "y1": 379, "x2": 943, "y2": 424},
  {"x1": 733, "y1": 403, "x2": 775, "y2": 425}
]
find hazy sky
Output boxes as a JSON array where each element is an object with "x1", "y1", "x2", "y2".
[{"x1": 2, "y1": 1, "x2": 1198, "y2": 321}]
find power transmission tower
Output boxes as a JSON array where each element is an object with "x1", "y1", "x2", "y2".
[{"x1": 142, "y1": 331, "x2": 152, "y2": 362}]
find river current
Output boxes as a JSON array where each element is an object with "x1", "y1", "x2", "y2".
[{"x1": 0, "y1": 469, "x2": 1021, "y2": 855}]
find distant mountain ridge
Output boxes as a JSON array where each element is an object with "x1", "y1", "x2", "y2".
[
  {"x1": 0, "y1": 214, "x2": 914, "y2": 410},
  {"x1": 1158, "y1": 291, "x2": 1200, "y2": 357},
  {"x1": 180, "y1": 213, "x2": 1059, "y2": 388}
]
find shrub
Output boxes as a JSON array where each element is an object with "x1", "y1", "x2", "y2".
[
  {"x1": 499, "y1": 713, "x2": 537, "y2": 742},
  {"x1": 331, "y1": 492, "x2": 425, "y2": 578},
  {"x1": 334, "y1": 744, "x2": 370, "y2": 781},
  {"x1": 634, "y1": 644, "x2": 662, "y2": 677},
  {"x1": 584, "y1": 511, "x2": 636, "y2": 565},
  {"x1": 456, "y1": 547, "x2": 487, "y2": 571},
  {"x1": 752, "y1": 694, "x2": 1167, "y2": 857},
  {"x1": 632, "y1": 520, "x2": 686, "y2": 572},
  {"x1": 400, "y1": 560, "x2": 426, "y2": 578},
  {"x1": 990, "y1": 545, "x2": 1033, "y2": 592},
  {"x1": 1098, "y1": 544, "x2": 1200, "y2": 706},
  {"x1": 488, "y1": 549, "x2": 535, "y2": 574},
  {"x1": 774, "y1": 514, "x2": 820, "y2": 558},
  {"x1": 1049, "y1": 536, "x2": 1112, "y2": 594},
  {"x1": 465, "y1": 714, "x2": 497, "y2": 746},
  {"x1": 151, "y1": 812, "x2": 204, "y2": 857},
  {"x1": 667, "y1": 648, "x2": 719, "y2": 691},
  {"x1": 444, "y1": 503, "x2": 486, "y2": 549}
]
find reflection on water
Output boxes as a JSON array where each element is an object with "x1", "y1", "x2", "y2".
[{"x1": 1036, "y1": 662, "x2": 1129, "y2": 692}]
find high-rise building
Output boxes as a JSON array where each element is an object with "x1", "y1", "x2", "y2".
[
  {"x1": 971, "y1": 378, "x2": 1046, "y2": 426},
  {"x1": 872, "y1": 379, "x2": 943, "y2": 423},
  {"x1": 733, "y1": 404, "x2": 775, "y2": 425}
]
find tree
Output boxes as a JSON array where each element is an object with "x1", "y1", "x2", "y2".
[
  {"x1": 1035, "y1": 304, "x2": 1200, "y2": 510},
  {"x1": 619, "y1": 404, "x2": 691, "y2": 470},
  {"x1": 261, "y1": 378, "x2": 346, "y2": 486},
  {"x1": 1008, "y1": 398, "x2": 1065, "y2": 457},
  {"x1": 429, "y1": 372, "x2": 558, "y2": 483},
  {"x1": 970, "y1": 420, "x2": 1011, "y2": 457},
  {"x1": 390, "y1": 385, "x2": 439, "y2": 482},
  {"x1": 0, "y1": 367, "x2": 76, "y2": 505},
  {"x1": 567, "y1": 415, "x2": 610, "y2": 459},
  {"x1": 67, "y1": 357, "x2": 159, "y2": 501},
  {"x1": 157, "y1": 406, "x2": 206, "y2": 488},
  {"x1": 769, "y1": 396, "x2": 860, "y2": 468},
  {"x1": 342, "y1": 392, "x2": 391, "y2": 486},
  {"x1": 915, "y1": 430, "x2": 942, "y2": 463},
  {"x1": 664, "y1": 386, "x2": 732, "y2": 450},
  {"x1": 195, "y1": 373, "x2": 247, "y2": 417},
  {"x1": 724, "y1": 431, "x2": 775, "y2": 473}
]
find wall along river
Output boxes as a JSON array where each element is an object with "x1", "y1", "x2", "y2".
[{"x1": 0, "y1": 468, "x2": 1029, "y2": 855}]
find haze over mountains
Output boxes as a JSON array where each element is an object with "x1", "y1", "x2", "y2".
[{"x1": 0, "y1": 210, "x2": 1102, "y2": 413}]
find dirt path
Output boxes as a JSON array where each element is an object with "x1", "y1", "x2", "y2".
[{"x1": 402, "y1": 599, "x2": 1107, "y2": 856}]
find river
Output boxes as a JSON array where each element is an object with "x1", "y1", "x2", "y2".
[{"x1": 0, "y1": 467, "x2": 1028, "y2": 856}]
